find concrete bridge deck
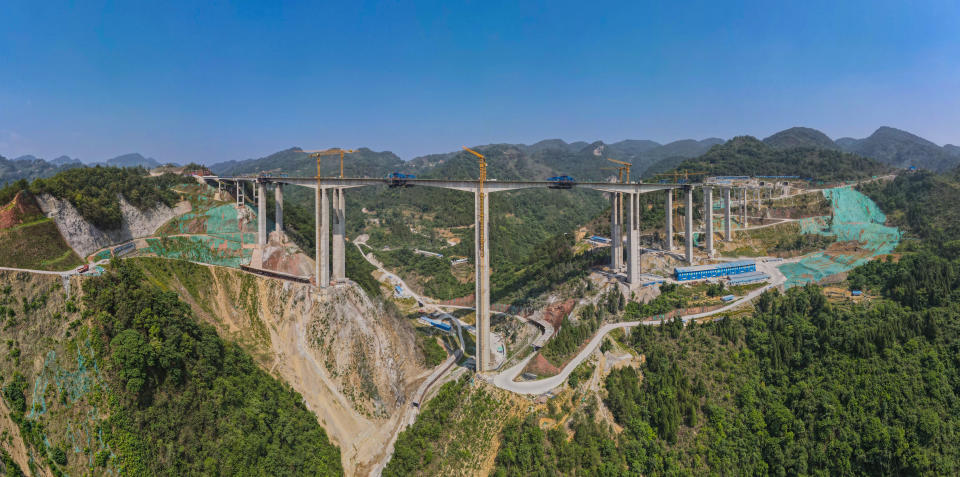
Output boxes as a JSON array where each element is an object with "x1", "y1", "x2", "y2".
[{"x1": 203, "y1": 175, "x2": 683, "y2": 193}]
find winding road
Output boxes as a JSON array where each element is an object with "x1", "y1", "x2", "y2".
[{"x1": 489, "y1": 259, "x2": 787, "y2": 395}]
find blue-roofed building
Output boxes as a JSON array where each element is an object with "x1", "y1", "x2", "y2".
[
  {"x1": 587, "y1": 235, "x2": 612, "y2": 246},
  {"x1": 674, "y1": 260, "x2": 756, "y2": 281}
]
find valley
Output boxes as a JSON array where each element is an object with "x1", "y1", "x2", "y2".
[{"x1": 0, "y1": 136, "x2": 956, "y2": 476}]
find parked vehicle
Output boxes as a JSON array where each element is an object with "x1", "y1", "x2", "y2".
[{"x1": 547, "y1": 175, "x2": 576, "y2": 189}]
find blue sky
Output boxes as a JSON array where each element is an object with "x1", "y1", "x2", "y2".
[{"x1": 1, "y1": 0, "x2": 958, "y2": 164}]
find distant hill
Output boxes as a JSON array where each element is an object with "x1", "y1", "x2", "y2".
[
  {"x1": 103, "y1": 152, "x2": 162, "y2": 169},
  {"x1": 835, "y1": 126, "x2": 960, "y2": 172},
  {"x1": 0, "y1": 154, "x2": 82, "y2": 186},
  {"x1": 209, "y1": 147, "x2": 404, "y2": 177},
  {"x1": 50, "y1": 155, "x2": 82, "y2": 166},
  {"x1": 944, "y1": 144, "x2": 960, "y2": 158},
  {"x1": 605, "y1": 139, "x2": 662, "y2": 156},
  {"x1": 763, "y1": 127, "x2": 838, "y2": 150},
  {"x1": 648, "y1": 136, "x2": 890, "y2": 182}
]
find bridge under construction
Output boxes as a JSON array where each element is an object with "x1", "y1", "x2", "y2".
[{"x1": 202, "y1": 169, "x2": 785, "y2": 374}]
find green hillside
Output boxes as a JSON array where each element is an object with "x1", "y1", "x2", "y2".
[
  {"x1": 28, "y1": 167, "x2": 187, "y2": 229},
  {"x1": 647, "y1": 136, "x2": 890, "y2": 182},
  {"x1": 0, "y1": 187, "x2": 81, "y2": 270},
  {"x1": 762, "y1": 126, "x2": 838, "y2": 150},
  {"x1": 0, "y1": 261, "x2": 342, "y2": 476},
  {"x1": 837, "y1": 126, "x2": 960, "y2": 172}
]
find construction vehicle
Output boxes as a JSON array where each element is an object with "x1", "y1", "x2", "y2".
[
  {"x1": 76, "y1": 264, "x2": 89, "y2": 274},
  {"x1": 547, "y1": 175, "x2": 576, "y2": 189},
  {"x1": 386, "y1": 172, "x2": 416, "y2": 187},
  {"x1": 302, "y1": 148, "x2": 356, "y2": 178}
]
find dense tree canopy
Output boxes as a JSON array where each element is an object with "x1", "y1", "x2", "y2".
[
  {"x1": 30, "y1": 166, "x2": 184, "y2": 229},
  {"x1": 83, "y1": 260, "x2": 342, "y2": 475},
  {"x1": 494, "y1": 168, "x2": 960, "y2": 476}
]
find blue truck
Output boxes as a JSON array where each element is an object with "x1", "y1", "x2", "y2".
[
  {"x1": 547, "y1": 175, "x2": 576, "y2": 189},
  {"x1": 386, "y1": 172, "x2": 416, "y2": 187}
]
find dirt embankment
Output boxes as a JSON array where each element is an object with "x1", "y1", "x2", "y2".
[
  {"x1": 0, "y1": 191, "x2": 43, "y2": 229},
  {"x1": 541, "y1": 299, "x2": 576, "y2": 329},
  {"x1": 35, "y1": 193, "x2": 191, "y2": 257},
  {"x1": 152, "y1": 264, "x2": 431, "y2": 476}
]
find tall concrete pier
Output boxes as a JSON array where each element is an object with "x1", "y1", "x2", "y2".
[
  {"x1": 258, "y1": 182, "x2": 267, "y2": 245},
  {"x1": 474, "y1": 187, "x2": 491, "y2": 373},
  {"x1": 610, "y1": 193, "x2": 622, "y2": 270},
  {"x1": 742, "y1": 188, "x2": 748, "y2": 228},
  {"x1": 625, "y1": 193, "x2": 640, "y2": 284},
  {"x1": 317, "y1": 188, "x2": 330, "y2": 287},
  {"x1": 704, "y1": 186, "x2": 714, "y2": 256},
  {"x1": 724, "y1": 187, "x2": 732, "y2": 241},
  {"x1": 332, "y1": 188, "x2": 346, "y2": 282},
  {"x1": 665, "y1": 190, "x2": 673, "y2": 250},
  {"x1": 684, "y1": 186, "x2": 694, "y2": 264},
  {"x1": 275, "y1": 184, "x2": 284, "y2": 233}
]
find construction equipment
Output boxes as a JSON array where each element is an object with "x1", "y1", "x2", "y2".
[
  {"x1": 546, "y1": 175, "x2": 576, "y2": 189},
  {"x1": 462, "y1": 146, "x2": 487, "y2": 182},
  {"x1": 385, "y1": 172, "x2": 417, "y2": 187},
  {"x1": 600, "y1": 167, "x2": 627, "y2": 183},
  {"x1": 302, "y1": 148, "x2": 356, "y2": 178},
  {"x1": 462, "y1": 146, "x2": 488, "y2": 253},
  {"x1": 606, "y1": 158, "x2": 631, "y2": 183}
]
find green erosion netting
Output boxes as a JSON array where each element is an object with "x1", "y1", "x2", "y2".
[
  {"x1": 27, "y1": 340, "x2": 114, "y2": 469},
  {"x1": 779, "y1": 187, "x2": 900, "y2": 288},
  {"x1": 143, "y1": 236, "x2": 252, "y2": 268},
  {"x1": 147, "y1": 190, "x2": 266, "y2": 267}
]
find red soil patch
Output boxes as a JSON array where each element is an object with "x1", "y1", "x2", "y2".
[
  {"x1": 541, "y1": 299, "x2": 576, "y2": 330},
  {"x1": 0, "y1": 191, "x2": 43, "y2": 230},
  {"x1": 526, "y1": 353, "x2": 561, "y2": 377}
]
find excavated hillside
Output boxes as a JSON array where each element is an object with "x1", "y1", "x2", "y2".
[
  {"x1": 133, "y1": 258, "x2": 432, "y2": 476},
  {"x1": 0, "y1": 270, "x2": 84, "y2": 476},
  {"x1": 35, "y1": 193, "x2": 191, "y2": 258},
  {"x1": 0, "y1": 191, "x2": 82, "y2": 270}
]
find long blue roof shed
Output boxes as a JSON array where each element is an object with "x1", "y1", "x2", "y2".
[{"x1": 674, "y1": 260, "x2": 756, "y2": 281}]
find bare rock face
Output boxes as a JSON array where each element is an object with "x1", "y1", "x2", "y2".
[
  {"x1": 35, "y1": 194, "x2": 191, "y2": 257},
  {"x1": 184, "y1": 269, "x2": 430, "y2": 476}
]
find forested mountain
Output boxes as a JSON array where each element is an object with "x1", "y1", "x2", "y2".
[
  {"x1": 49, "y1": 155, "x2": 82, "y2": 166},
  {"x1": 0, "y1": 154, "x2": 82, "y2": 186},
  {"x1": 102, "y1": 152, "x2": 163, "y2": 168},
  {"x1": 762, "y1": 127, "x2": 838, "y2": 150},
  {"x1": 836, "y1": 126, "x2": 960, "y2": 172},
  {"x1": 209, "y1": 136, "x2": 720, "y2": 184},
  {"x1": 209, "y1": 147, "x2": 405, "y2": 178},
  {"x1": 0, "y1": 152, "x2": 162, "y2": 186},
  {"x1": 646, "y1": 136, "x2": 890, "y2": 182},
  {"x1": 493, "y1": 168, "x2": 960, "y2": 476}
]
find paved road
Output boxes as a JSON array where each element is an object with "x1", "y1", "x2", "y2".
[
  {"x1": 489, "y1": 258, "x2": 787, "y2": 395},
  {"x1": 0, "y1": 265, "x2": 80, "y2": 276},
  {"x1": 369, "y1": 349, "x2": 461, "y2": 477},
  {"x1": 353, "y1": 241, "x2": 474, "y2": 351}
]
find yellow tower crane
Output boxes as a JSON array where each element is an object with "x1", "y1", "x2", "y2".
[
  {"x1": 462, "y1": 145, "x2": 488, "y2": 257},
  {"x1": 606, "y1": 158, "x2": 631, "y2": 183},
  {"x1": 302, "y1": 148, "x2": 356, "y2": 178},
  {"x1": 462, "y1": 146, "x2": 487, "y2": 182},
  {"x1": 600, "y1": 167, "x2": 627, "y2": 183}
]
